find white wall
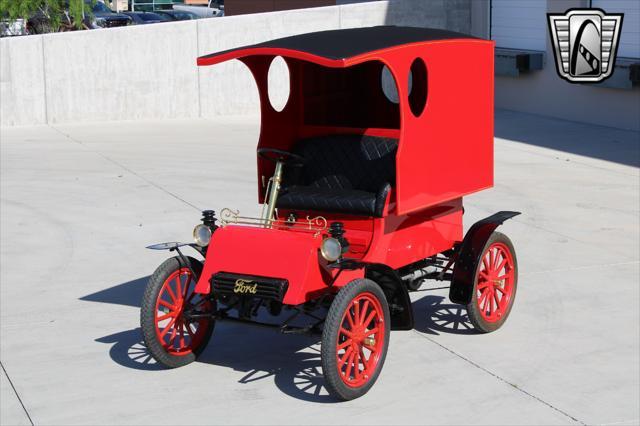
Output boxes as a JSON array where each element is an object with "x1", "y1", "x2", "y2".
[
  {"x1": 44, "y1": 20, "x2": 201, "y2": 124},
  {"x1": 0, "y1": 35, "x2": 47, "y2": 126},
  {"x1": 0, "y1": 0, "x2": 472, "y2": 127}
]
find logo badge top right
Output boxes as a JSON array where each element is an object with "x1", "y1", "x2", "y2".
[{"x1": 548, "y1": 9, "x2": 624, "y2": 83}]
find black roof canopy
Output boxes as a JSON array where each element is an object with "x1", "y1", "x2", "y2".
[{"x1": 199, "y1": 26, "x2": 477, "y2": 62}]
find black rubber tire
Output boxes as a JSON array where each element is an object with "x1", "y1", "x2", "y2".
[
  {"x1": 321, "y1": 279, "x2": 391, "y2": 401},
  {"x1": 140, "y1": 256, "x2": 214, "y2": 368},
  {"x1": 466, "y1": 232, "x2": 518, "y2": 333}
]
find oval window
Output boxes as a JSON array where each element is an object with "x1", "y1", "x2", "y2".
[
  {"x1": 408, "y1": 58, "x2": 427, "y2": 117},
  {"x1": 267, "y1": 56, "x2": 290, "y2": 112},
  {"x1": 381, "y1": 65, "x2": 412, "y2": 104}
]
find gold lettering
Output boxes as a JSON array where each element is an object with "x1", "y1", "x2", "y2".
[{"x1": 233, "y1": 279, "x2": 258, "y2": 294}]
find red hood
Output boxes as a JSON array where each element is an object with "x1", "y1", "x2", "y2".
[{"x1": 194, "y1": 225, "x2": 361, "y2": 305}]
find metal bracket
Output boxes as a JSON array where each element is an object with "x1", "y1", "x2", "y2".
[{"x1": 219, "y1": 207, "x2": 327, "y2": 237}]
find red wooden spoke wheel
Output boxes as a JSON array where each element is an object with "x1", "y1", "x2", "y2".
[
  {"x1": 322, "y1": 279, "x2": 390, "y2": 401},
  {"x1": 141, "y1": 256, "x2": 215, "y2": 368},
  {"x1": 466, "y1": 232, "x2": 518, "y2": 333},
  {"x1": 335, "y1": 293, "x2": 385, "y2": 387},
  {"x1": 154, "y1": 268, "x2": 211, "y2": 356},
  {"x1": 476, "y1": 242, "x2": 515, "y2": 322}
]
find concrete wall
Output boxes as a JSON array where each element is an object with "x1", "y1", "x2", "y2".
[
  {"x1": 487, "y1": 0, "x2": 640, "y2": 131},
  {"x1": 0, "y1": 0, "x2": 472, "y2": 127},
  {"x1": 0, "y1": 35, "x2": 47, "y2": 126}
]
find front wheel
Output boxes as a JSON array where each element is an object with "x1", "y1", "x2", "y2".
[
  {"x1": 140, "y1": 256, "x2": 214, "y2": 368},
  {"x1": 321, "y1": 279, "x2": 390, "y2": 401},
  {"x1": 466, "y1": 232, "x2": 518, "y2": 333}
]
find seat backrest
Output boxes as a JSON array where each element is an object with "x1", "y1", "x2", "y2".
[{"x1": 288, "y1": 134, "x2": 398, "y2": 193}]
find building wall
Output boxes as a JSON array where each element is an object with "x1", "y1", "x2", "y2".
[
  {"x1": 0, "y1": 35, "x2": 47, "y2": 126},
  {"x1": 0, "y1": 0, "x2": 472, "y2": 127},
  {"x1": 487, "y1": 0, "x2": 640, "y2": 131}
]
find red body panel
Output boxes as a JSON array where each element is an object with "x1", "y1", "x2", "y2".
[
  {"x1": 194, "y1": 198, "x2": 462, "y2": 304},
  {"x1": 198, "y1": 40, "x2": 494, "y2": 214},
  {"x1": 364, "y1": 198, "x2": 463, "y2": 268},
  {"x1": 194, "y1": 225, "x2": 364, "y2": 305},
  {"x1": 383, "y1": 42, "x2": 494, "y2": 214}
]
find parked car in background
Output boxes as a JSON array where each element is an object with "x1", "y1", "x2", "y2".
[
  {"x1": 123, "y1": 11, "x2": 170, "y2": 25},
  {"x1": 0, "y1": 18, "x2": 27, "y2": 37},
  {"x1": 27, "y1": 0, "x2": 131, "y2": 34},
  {"x1": 173, "y1": 0, "x2": 223, "y2": 18},
  {"x1": 87, "y1": 1, "x2": 131, "y2": 28},
  {"x1": 153, "y1": 10, "x2": 200, "y2": 21}
]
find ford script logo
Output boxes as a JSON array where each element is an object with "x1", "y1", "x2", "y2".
[{"x1": 234, "y1": 279, "x2": 258, "y2": 294}]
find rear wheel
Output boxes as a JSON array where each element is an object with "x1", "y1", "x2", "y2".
[
  {"x1": 466, "y1": 232, "x2": 518, "y2": 333},
  {"x1": 321, "y1": 279, "x2": 390, "y2": 400},
  {"x1": 141, "y1": 256, "x2": 214, "y2": 368}
]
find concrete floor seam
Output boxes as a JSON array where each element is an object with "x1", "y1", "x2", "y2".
[
  {"x1": 1, "y1": 361, "x2": 34, "y2": 426},
  {"x1": 48, "y1": 125, "x2": 203, "y2": 212},
  {"x1": 411, "y1": 330, "x2": 586, "y2": 426}
]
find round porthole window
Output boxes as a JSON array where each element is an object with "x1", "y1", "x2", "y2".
[
  {"x1": 408, "y1": 58, "x2": 427, "y2": 117},
  {"x1": 381, "y1": 65, "x2": 412, "y2": 104},
  {"x1": 267, "y1": 56, "x2": 290, "y2": 112}
]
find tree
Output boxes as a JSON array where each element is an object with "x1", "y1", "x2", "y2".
[{"x1": 0, "y1": 0, "x2": 96, "y2": 33}]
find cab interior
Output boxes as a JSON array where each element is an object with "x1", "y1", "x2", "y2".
[{"x1": 272, "y1": 60, "x2": 408, "y2": 219}]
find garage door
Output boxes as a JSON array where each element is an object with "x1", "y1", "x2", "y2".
[
  {"x1": 593, "y1": 0, "x2": 640, "y2": 58},
  {"x1": 491, "y1": 0, "x2": 547, "y2": 51}
]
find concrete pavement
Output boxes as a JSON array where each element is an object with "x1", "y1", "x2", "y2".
[{"x1": 1, "y1": 110, "x2": 638, "y2": 425}]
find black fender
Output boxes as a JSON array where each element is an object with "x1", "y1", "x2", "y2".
[
  {"x1": 449, "y1": 211, "x2": 521, "y2": 305},
  {"x1": 146, "y1": 242, "x2": 207, "y2": 280},
  {"x1": 146, "y1": 242, "x2": 206, "y2": 257},
  {"x1": 146, "y1": 242, "x2": 193, "y2": 251},
  {"x1": 365, "y1": 264, "x2": 414, "y2": 330}
]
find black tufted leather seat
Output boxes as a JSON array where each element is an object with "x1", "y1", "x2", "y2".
[{"x1": 276, "y1": 134, "x2": 397, "y2": 217}]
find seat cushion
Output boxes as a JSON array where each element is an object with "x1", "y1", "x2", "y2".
[
  {"x1": 275, "y1": 134, "x2": 397, "y2": 216},
  {"x1": 278, "y1": 186, "x2": 378, "y2": 216},
  {"x1": 286, "y1": 134, "x2": 398, "y2": 193}
]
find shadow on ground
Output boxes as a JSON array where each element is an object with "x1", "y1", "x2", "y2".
[
  {"x1": 85, "y1": 279, "x2": 477, "y2": 402},
  {"x1": 494, "y1": 110, "x2": 640, "y2": 167},
  {"x1": 412, "y1": 294, "x2": 478, "y2": 336},
  {"x1": 80, "y1": 276, "x2": 149, "y2": 308},
  {"x1": 96, "y1": 325, "x2": 331, "y2": 402}
]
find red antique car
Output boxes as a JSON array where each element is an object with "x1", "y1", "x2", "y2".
[{"x1": 141, "y1": 26, "x2": 520, "y2": 400}]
